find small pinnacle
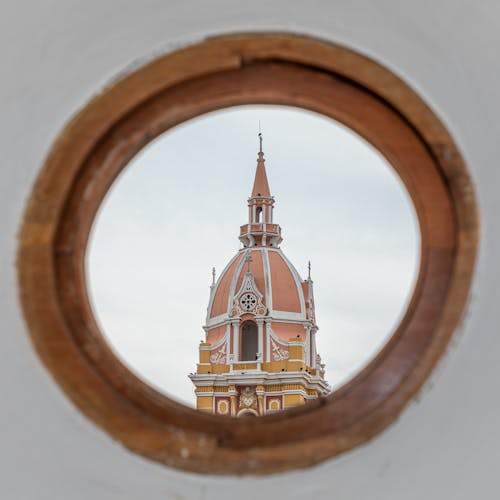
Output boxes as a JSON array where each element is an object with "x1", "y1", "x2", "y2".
[
  {"x1": 211, "y1": 267, "x2": 216, "y2": 286},
  {"x1": 307, "y1": 261, "x2": 311, "y2": 280}
]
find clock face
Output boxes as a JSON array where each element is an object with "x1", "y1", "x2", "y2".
[{"x1": 240, "y1": 293, "x2": 257, "y2": 311}]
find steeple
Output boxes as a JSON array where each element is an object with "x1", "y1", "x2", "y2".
[
  {"x1": 251, "y1": 133, "x2": 271, "y2": 197},
  {"x1": 190, "y1": 134, "x2": 330, "y2": 417},
  {"x1": 239, "y1": 134, "x2": 283, "y2": 248}
]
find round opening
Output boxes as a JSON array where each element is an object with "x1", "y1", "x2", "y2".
[
  {"x1": 86, "y1": 105, "x2": 420, "y2": 408},
  {"x1": 18, "y1": 34, "x2": 477, "y2": 475}
]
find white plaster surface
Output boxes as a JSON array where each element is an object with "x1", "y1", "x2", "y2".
[{"x1": 1, "y1": 1, "x2": 499, "y2": 498}]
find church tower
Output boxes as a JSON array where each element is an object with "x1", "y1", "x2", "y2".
[{"x1": 189, "y1": 135, "x2": 330, "y2": 416}]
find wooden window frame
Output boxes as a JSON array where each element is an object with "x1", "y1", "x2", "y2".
[{"x1": 17, "y1": 33, "x2": 478, "y2": 475}]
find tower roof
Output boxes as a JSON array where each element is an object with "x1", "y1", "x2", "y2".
[
  {"x1": 207, "y1": 248, "x2": 307, "y2": 323},
  {"x1": 240, "y1": 132, "x2": 282, "y2": 248},
  {"x1": 251, "y1": 134, "x2": 271, "y2": 197}
]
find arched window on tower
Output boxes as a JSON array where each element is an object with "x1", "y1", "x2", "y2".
[
  {"x1": 255, "y1": 206, "x2": 262, "y2": 223},
  {"x1": 241, "y1": 321, "x2": 258, "y2": 361}
]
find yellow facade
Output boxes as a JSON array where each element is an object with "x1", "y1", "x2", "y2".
[{"x1": 191, "y1": 338, "x2": 328, "y2": 416}]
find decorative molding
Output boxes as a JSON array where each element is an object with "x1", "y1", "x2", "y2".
[
  {"x1": 227, "y1": 250, "x2": 248, "y2": 314},
  {"x1": 209, "y1": 342, "x2": 227, "y2": 365},
  {"x1": 206, "y1": 252, "x2": 240, "y2": 323},
  {"x1": 278, "y1": 249, "x2": 307, "y2": 316},
  {"x1": 262, "y1": 248, "x2": 273, "y2": 311},
  {"x1": 270, "y1": 337, "x2": 289, "y2": 362},
  {"x1": 200, "y1": 330, "x2": 228, "y2": 350},
  {"x1": 231, "y1": 257, "x2": 266, "y2": 317}
]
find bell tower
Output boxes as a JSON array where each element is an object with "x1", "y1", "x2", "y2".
[
  {"x1": 239, "y1": 133, "x2": 282, "y2": 249},
  {"x1": 189, "y1": 135, "x2": 329, "y2": 416}
]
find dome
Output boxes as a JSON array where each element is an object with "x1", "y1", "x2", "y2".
[
  {"x1": 204, "y1": 137, "x2": 317, "y2": 346},
  {"x1": 207, "y1": 248, "x2": 310, "y2": 341}
]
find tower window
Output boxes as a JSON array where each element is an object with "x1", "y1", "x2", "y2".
[
  {"x1": 256, "y1": 206, "x2": 262, "y2": 223},
  {"x1": 241, "y1": 321, "x2": 258, "y2": 361}
]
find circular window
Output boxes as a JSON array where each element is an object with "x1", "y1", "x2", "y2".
[
  {"x1": 86, "y1": 104, "x2": 420, "y2": 407},
  {"x1": 18, "y1": 34, "x2": 478, "y2": 475},
  {"x1": 240, "y1": 293, "x2": 257, "y2": 312}
]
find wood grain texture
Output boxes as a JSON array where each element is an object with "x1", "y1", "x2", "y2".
[{"x1": 17, "y1": 34, "x2": 478, "y2": 475}]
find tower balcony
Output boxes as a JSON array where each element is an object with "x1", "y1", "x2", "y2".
[
  {"x1": 239, "y1": 223, "x2": 283, "y2": 247},
  {"x1": 240, "y1": 223, "x2": 280, "y2": 235}
]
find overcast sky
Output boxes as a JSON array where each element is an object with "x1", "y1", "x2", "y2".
[{"x1": 86, "y1": 105, "x2": 420, "y2": 407}]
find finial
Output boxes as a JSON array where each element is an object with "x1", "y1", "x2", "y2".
[
  {"x1": 211, "y1": 267, "x2": 216, "y2": 286},
  {"x1": 307, "y1": 261, "x2": 311, "y2": 280},
  {"x1": 245, "y1": 251, "x2": 253, "y2": 273},
  {"x1": 258, "y1": 121, "x2": 263, "y2": 154}
]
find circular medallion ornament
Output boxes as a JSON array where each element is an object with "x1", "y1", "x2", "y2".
[
  {"x1": 240, "y1": 293, "x2": 257, "y2": 311},
  {"x1": 217, "y1": 400, "x2": 229, "y2": 415}
]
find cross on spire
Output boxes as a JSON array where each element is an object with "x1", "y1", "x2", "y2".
[{"x1": 258, "y1": 121, "x2": 263, "y2": 153}]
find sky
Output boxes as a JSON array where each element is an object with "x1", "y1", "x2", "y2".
[{"x1": 86, "y1": 105, "x2": 420, "y2": 407}]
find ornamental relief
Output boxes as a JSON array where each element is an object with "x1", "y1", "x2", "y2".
[
  {"x1": 209, "y1": 342, "x2": 227, "y2": 365},
  {"x1": 270, "y1": 337, "x2": 289, "y2": 361},
  {"x1": 231, "y1": 266, "x2": 266, "y2": 317},
  {"x1": 238, "y1": 386, "x2": 258, "y2": 409},
  {"x1": 215, "y1": 398, "x2": 230, "y2": 415}
]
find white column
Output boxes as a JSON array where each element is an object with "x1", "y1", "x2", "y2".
[
  {"x1": 225, "y1": 324, "x2": 231, "y2": 364},
  {"x1": 305, "y1": 325, "x2": 311, "y2": 366},
  {"x1": 311, "y1": 327, "x2": 317, "y2": 368},
  {"x1": 265, "y1": 321, "x2": 271, "y2": 362},
  {"x1": 257, "y1": 318, "x2": 264, "y2": 360},
  {"x1": 232, "y1": 320, "x2": 240, "y2": 361}
]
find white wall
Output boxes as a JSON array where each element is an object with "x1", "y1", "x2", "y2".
[{"x1": 1, "y1": 1, "x2": 499, "y2": 498}]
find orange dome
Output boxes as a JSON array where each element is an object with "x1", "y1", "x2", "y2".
[
  {"x1": 203, "y1": 138, "x2": 317, "y2": 348},
  {"x1": 208, "y1": 248, "x2": 310, "y2": 341}
]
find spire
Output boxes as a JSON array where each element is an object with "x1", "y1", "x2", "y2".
[
  {"x1": 239, "y1": 131, "x2": 282, "y2": 249},
  {"x1": 251, "y1": 131, "x2": 271, "y2": 198}
]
